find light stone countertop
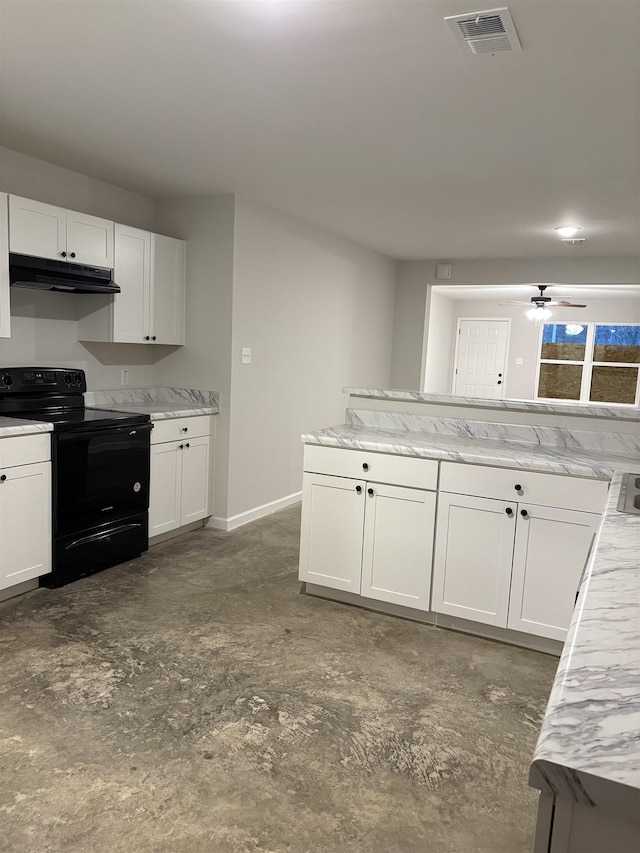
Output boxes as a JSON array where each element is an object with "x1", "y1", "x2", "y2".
[
  {"x1": 344, "y1": 388, "x2": 640, "y2": 422},
  {"x1": 302, "y1": 422, "x2": 640, "y2": 818},
  {"x1": 301, "y1": 423, "x2": 631, "y2": 480},
  {"x1": 0, "y1": 417, "x2": 54, "y2": 437},
  {"x1": 87, "y1": 403, "x2": 218, "y2": 420}
]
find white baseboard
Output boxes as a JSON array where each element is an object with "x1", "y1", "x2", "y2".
[{"x1": 208, "y1": 491, "x2": 302, "y2": 532}]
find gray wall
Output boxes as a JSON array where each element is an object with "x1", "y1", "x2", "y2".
[
  {"x1": 0, "y1": 146, "x2": 159, "y2": 387},
  {"x1": 153, "y1": 195, "x2": 236, "y2": 521},
  {"x1": 393, "y1": 257, "x2": 640, "y2": 392},
  {"x1": 227, "y1": 196, "x2": 396, "y2": 520}
]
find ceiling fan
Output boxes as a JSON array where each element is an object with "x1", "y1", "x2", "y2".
[{"x1": 500, "y1": 285, "x2": 587, "y2": 309}]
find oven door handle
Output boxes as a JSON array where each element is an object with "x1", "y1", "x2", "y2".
[
  {"x1": 65, "y1": 523, "x2": 144, "y2": 551},
  {"x1": 57, "y1": 422, "x2": 153, "y2": 441}
]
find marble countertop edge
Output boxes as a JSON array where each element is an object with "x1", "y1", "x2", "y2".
[{"x1": 0, "y1": 418, "x2": 54, "y2": 437}]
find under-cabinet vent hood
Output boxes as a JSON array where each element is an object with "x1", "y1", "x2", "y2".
[
  {"x1": 445, "y1": 7, "x2": 522, "y2": 54},
  {"x1": 9, "y1": 253, "x2": 121, "y2": 294}
]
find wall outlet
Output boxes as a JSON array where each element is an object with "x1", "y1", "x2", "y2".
[
  {"x1": 121, "y1": 369, "x2": 130, "y2": 385},
  {"x1": 241, "y1": 347, "x2": 252, "y2": 364}
]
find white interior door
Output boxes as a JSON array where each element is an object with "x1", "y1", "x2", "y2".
[{"x1": 453, "y1": 319, "x2": 509, "y2": 398}]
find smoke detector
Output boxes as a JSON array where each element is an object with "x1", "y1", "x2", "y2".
[{"x1": 445, "y1": 7, "x2": 522, "y2": 55}]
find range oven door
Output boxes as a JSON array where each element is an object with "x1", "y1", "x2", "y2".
[{"x1": 53, "y1": 422, "x2": 151, "y2": 535}]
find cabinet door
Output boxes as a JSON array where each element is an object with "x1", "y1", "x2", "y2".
[
  {"x1": 0, "y1": 462, "x2": 51, "y2": 588},
  {"x1": 180, "y1": 436, "x2": 210, "y2": 525},
  {"x1": 361, "y1": 483, "x2": 435, "y2": 610},
  {"x1": 149, "y1": 442, "x2": 183, "y2": 536},
  {"x1": 66, "y1": 209, "x2": 114, "y2": 267},
  {"x1": 508, "y1": 506, "x2": 601, "y2": 642},
  {"x1": 298, "y1": 473, "x2": 365, "y2": 593},
  {"x1": 0, "y1": 193, "x2": 10, "y2": 338},
  {"x1": 112, "y1": 224, "x2": 151, "y2": 343},
  {"x1": 432, "y1": 493, "x2": 515, "y2": 627},
  {"x1": 150, "y1": 234, "x2": 185, "y2": 345},
  {"x1": 9, "y1": 195, "x2": 66, "y2": 261}
]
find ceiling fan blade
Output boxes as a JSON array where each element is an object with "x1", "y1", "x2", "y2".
[
  {"x1": 500, "y1": 300, "x2": 531, "y2": 306},
  {"x1": 548, "y1": 301, "x2": 587, "y2": 307}
]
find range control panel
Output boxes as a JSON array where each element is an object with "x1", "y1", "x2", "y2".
[{"x1": 0, "y1": 367, "x2": 87, "y2": 394}]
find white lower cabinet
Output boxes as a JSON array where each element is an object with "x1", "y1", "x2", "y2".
[
  {"x1": 149, "y1": 417, "x2": 212, "y2": 537},
  {"x1": 432, "y1": 462, "x2": 607, "y2": 642},
  {"x1": 0, "y1": 435, "x2": 52, "y2": 589},
  {"x1": 298, "y1": 448, "x2": 438, "y2": 610}
]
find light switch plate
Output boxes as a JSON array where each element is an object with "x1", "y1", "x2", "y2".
[{"x1": 121, "y1": 369, "x2": 129, "y2": 385}]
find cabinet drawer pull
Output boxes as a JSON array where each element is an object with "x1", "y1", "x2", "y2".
[
  {"x1": 367, "y1": 487, "x2": 374, "y2": 497},
  {"x1": 505, "y1": 507, "x2": 514, "y2": 516},
  {"x1": 355, "y1": 485, "x2": 362, "y2": 494}
]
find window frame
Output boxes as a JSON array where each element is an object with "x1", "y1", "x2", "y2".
[{"x1": 534, "y1": 321, "x2": 640, "y2": 406}]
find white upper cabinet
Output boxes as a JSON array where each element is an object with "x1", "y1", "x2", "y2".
[
  {"x1": 9, "y1": 195, "x2": 114, "y2": 267},
  {"x1": 150, "y1": 234, "x2": 185, "y2": 345},
  {"x1": 78, "y1": 224, "x2": 185, "y2": 345},
  {"x1": 0, "y1": 193, "x2": 10, "y2": 339}
]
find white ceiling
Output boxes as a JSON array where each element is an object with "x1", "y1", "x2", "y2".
[{"x1": 0, "y1": 0, "x2": 639, "y2": 261}]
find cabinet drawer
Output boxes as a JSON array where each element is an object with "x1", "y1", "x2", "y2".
[
  {"x1": 303, "y1": 444, "x2": 438, "y2": 491},
  {"x1": 439, "y1": 461, "x2": 608, "y2": 514},
  {"x1": 0, "y1": 433, "x2": 51, "y2": 468},
  {"x1": 151, "y1": 415, "x2": 211, "y2": 445}
]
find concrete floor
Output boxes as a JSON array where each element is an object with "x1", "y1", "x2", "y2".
[{"x1": 0, "y1": 505, "x2": 558, "y2": 853}]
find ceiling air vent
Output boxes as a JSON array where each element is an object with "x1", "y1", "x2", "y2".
[{"x1": 445, "y1": 7, "x2": 522, "y2": 55}]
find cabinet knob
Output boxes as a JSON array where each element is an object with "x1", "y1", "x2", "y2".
[
  {"x1": 505, "y1": 507, "x2": 514, "y2": 516},
  {"x1": 497, "y1": 380, "x2": 502, "y2": 385},
  {"x1": 70, "y1": 252, "x2": 76, "y2": 259},
  {"x1": 144, "y1": 336, "x2": 150, "y2": 341},
  {"x1": 355, "y1": 485, "x2": 362, "y2": 494},
  {"x1": 179, "y1": 444, "x2": 184, "y2": 449},
  {"x1": 0, "y1": 474, "x2": 6, "y2": 482},
  {"x1": 520, "y1": 509, "x2": 529, "y2": 519},
  {"x1": 367, "y1": 487, "x2": 374, "y2": 497},
  {"x1": 362, "y1": 463, "x2": 369, "y2": 471},
  {"x1": 182, "y1": 427, "x2": 188, "y2": 432},
  {"x1": 152, "y1": 336, "x2": 157, "y2": 341},
  {"x1": 60, "y1": 251, "x2": 66, "y2": 258},
  {"x1": 514, "y1": 484, "x2": 523, "y2": 493},
  {"x1": 185, "y1": 443, "x2": 190, "y2": 448}
]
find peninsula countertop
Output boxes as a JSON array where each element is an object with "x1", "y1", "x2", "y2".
[
  {"x1": 302, "y1": 422, "x2": 640, "y2": 820},
  {"x1": 87, "y1": 402, "x2": 218, "y2": 420}
]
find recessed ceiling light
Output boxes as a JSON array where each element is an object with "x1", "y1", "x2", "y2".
[{"x1": 555, "y1": 225, "x2": 582, "y2": 239}]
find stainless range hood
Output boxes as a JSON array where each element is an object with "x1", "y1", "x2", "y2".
[{"x1": 9, "y1": 253, "x2": 121, "y2": 294}]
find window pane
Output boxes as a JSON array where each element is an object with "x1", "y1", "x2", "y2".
[
  {"x1": 593, "y1": 325, "x2": 640, "y2": 364},
  {"x1": 590, "y1": 366, "x2": 638, "y2": 404},
  {"x1": 541, "y1": 323, "x2": 587, "y2": 361},
  {"x1": 538, "y1": 363, "x2": 583, "y2": 400}
]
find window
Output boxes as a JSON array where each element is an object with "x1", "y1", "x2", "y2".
[{"x1": 536, "y1": 323, "x2": 640, "y2": 405}]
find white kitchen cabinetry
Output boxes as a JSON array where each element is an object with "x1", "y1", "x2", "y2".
[
  {"x1": 78, "y1": 225, "x2": 185, "y2": 345},
  {"x1": 9, "y1": 195, "x2": 114, "y2": 267},
  {"x1": 299, "y1": 446, "x2": 437, "y2": 610},
  {"x1": 0, "y1": 193, "x2": 10, "y2": 338},
  {"x1": 432, "y1": 462, "x2": 606, "y2": 642},
  {"x1": 149, "y1": 416, "x2": 211, "y2": 537},
  {"x1": 0, "y1": 433, "x2": 52, "y2": 588}
]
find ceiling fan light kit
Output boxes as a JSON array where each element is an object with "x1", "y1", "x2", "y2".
[
  {"x1": 500, "y1": 284, "x2": 588, "y2": 320},
  {"x1": 554, "y1": 225, "x2": 581, "y2": 238}
]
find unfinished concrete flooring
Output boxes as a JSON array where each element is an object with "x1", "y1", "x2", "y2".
[{"x1": 0, "y1": 505, "x2": 558, "y2": 852}]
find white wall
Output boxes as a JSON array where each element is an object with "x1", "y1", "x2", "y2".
[
  {"x1": 423, "y1": 289, "x2": 457, "y2": 394},
  {"x1": 425, "y1": 295, "x2": 640, "y2": 400},
  {"x1": 0, "y1": 146, "x2": 159, "y2": 387},
  {"x1": 153, "y1": 195, "x2": 236, "y2": 521},
  {"x1": 227, "y1": 196, "x2": 396, "y2": 520}
]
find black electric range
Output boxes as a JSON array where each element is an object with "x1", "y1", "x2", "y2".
[{"x1": 0, "y1": 367, "x2": 152, "y2": 586}]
